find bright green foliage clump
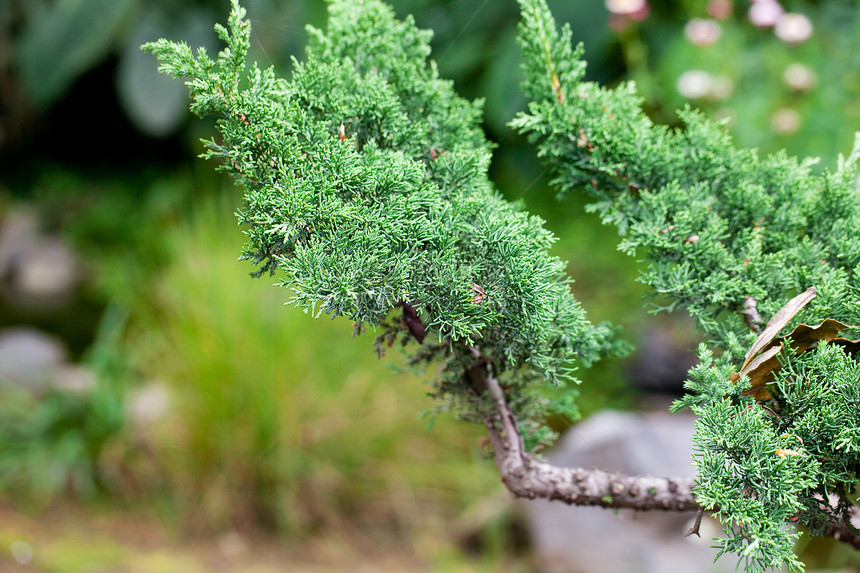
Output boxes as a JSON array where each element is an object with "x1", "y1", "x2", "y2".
[
  {"x1": 514, "y1": 0, "x2": 859, "y2": 570},
  {"x1": 143, "y1": 0, "x2": 622, "y2": 437}
]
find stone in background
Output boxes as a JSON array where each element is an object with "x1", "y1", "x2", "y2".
[{"x1": 523, "y1": 409, "x2": 740, "y2": 573}]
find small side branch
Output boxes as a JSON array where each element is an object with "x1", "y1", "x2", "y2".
[
  {"x1": 743, "y1": 296, "x2": 763, "y2": 333},
  {"x1": 685, "y1": 507, "x2": 705, "y2": 537},
  {"x1": 470, "y1": 361, "x2": 699, "y2": 511}
]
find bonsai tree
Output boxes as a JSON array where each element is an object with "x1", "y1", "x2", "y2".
[{"x1": 144, "y1": 1, "x2": 859, "y2": 570}]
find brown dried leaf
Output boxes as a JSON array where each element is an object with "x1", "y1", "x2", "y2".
[
  {"x1": 739, "y1": 345, "x2": 783, "y2": 400},
  {"x1": 831, "y1": 337, "x2": 860, "y2": 356},
  {"x1": 741, "y1": 287, "x2": 816, "y2": 371},
  {"x1": 777, "y1": 319, "x2": 850, "y2": 353},
  {"x1": 737, "y1": 316, "x2": 858, "y2": 401}
]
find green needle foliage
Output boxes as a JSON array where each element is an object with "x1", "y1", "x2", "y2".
[
  {"x1": 142, "y1": 0, "x2": 623, "y2": 445},
  {"x1": 513, "y1": 1, "x2": 860, "y2": 345},
  {"x1": 145, "y1": 0, "x2": 858, "y2": 570},
  {"x1": 514, "y1": 0, "x2": 859, "y2": 570}
]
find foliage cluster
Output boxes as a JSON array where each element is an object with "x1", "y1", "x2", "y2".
[
  {"x1": 130, "y1": 199, "x2": 502, "y2": 536},
  {"x1": 514, "y1": 1, "x2": 860, "y2": 345},
  {"x1": 515, "y1": 1, "x2": 860, "y2": 570},
  {"x1": 679, "y1": 341, "x2": 859, "y2": 572}
]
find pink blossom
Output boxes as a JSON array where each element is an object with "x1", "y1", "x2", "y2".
[
  {"x1": 685, "y1": 18, "x2": 722, "y2": 46},
  {"x1": 707, "y1": 0, "x2": 732, "y2": 20},
  {"x1": 775, "y1": 13, "x2": 813, "y2": 44},
  {"x1": 748, "y1": 1, "x2": 784, "y2": 28}
]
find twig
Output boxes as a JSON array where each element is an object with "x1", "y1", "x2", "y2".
[{"x1": 685, "y1": 507, "x2": 705, "y2": 537}]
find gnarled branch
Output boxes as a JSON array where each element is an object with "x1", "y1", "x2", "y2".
[
  {"x1": 469, "y1": 359, "x2": 698, "y2": 511},
  {"x1": 467, "y1": 356, "x2": 860, "y2": 549}
]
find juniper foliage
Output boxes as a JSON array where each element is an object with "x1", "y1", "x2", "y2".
[
  {"x1": 145, "y1": 0, "x2": 859, "y2": 570},
  {"x1": 514, "y1": 0, "x2": 859, "y2": 570},
  {"x1": 142, "y1": 0, "x2": 624, "y2": 442}
]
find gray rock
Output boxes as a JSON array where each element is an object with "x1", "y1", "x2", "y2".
[
  {"x1": 0, "y1": 208, "x2": 79, "y2": 308},
  {"x1": 0, "y1": 209, "x2": 40, "y2": 276},
  {"x1": 523, "y1": 409, "x2": 741, "y2": 573},
  {"x1": 627, "y1": 315, "x2": 698, "y2": 395},
  {"x1": 0, "y1": 327, "x2": 68, "y2": 390},
  {"x1": 14, "y1": 238, "x2": 79, "y2": 300}
]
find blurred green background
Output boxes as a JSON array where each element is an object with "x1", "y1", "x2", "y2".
[{"x1": 1, "y1": 0, "x2": 859, "y2": 571}]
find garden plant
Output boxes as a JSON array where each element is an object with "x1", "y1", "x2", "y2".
[{"x1": 144, "y1": 0, "x2": 860, "y2": 570}]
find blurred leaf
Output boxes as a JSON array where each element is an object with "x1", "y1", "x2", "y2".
[
  {"x1": 118, "y1": 6, "x2": 218, "y2": 137},
  {"x1": 17, "y1": 0, "x2": 136, "y2": 107}
]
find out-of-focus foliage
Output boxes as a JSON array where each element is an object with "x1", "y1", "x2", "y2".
[
  {"x1": 611, "y1": 0, "x2": 860, "y2": 165},
  {"x1": 0, "y1": 306, "x2": 128, "y2": 502},
  {"x1": 123, "y1": 196, "x2": 505, "y2": 536},
  {"x1": 7, "y1": 0, "x2": 858, "y2": 165},
  {"x1": 1, "y1": 0, "x2": 612, "y2": 147}
]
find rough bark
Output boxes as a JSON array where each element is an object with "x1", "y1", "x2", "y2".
[{"x1": 469, "y1": 359, "x2": 699, "y2": 511}]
